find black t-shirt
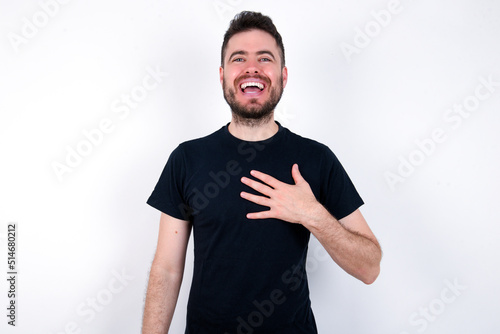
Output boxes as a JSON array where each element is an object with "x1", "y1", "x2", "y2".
[{"x1": 147, "y1": 122, "x2": 364, "y2": 333}]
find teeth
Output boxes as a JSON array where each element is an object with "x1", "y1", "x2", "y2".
[{"x1": 240, "y1": 82, "x2": 264, "y2": 90}]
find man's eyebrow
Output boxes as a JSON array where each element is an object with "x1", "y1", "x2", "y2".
[
  {"x1": 228, "y1": 50, "x2": 276, "y2": 60},
  {"x1": 256, "y1": 50, "x2": 276, "y2": 59},
  {"x1": 228, "y1": 50, "x2": 247, "y2": 60}
]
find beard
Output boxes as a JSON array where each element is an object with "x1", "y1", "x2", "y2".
[{"x1": 222, "y1": 74, "x2": 284, "y2": 127}]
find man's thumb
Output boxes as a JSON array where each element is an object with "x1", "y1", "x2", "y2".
[{"x1": 292, "y1": 163, "x2": 304, "y2": 184}]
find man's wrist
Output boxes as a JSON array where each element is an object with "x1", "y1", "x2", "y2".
[{"x1": 300, "y1": 201, "x2": 336, "y2": 232}]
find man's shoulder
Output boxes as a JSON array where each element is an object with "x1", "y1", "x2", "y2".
[
  {"x1": 177, "y1": 126, "x2": 226, "y2": 150},
  {"x1": 284, "y1": 127, "x2": 332, "y2": 153}
]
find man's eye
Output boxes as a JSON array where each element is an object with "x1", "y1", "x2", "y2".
[
  {"x1": 260, "y1": 57, "x2": 271, "y2": 62},
  {"x1": 233, "y1": 58, "x2": 244, "y2": 62}
]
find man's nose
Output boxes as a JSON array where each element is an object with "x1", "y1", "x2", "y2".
[{"x1": 245, "y1": 59, "x2": 260, "y2": 74}]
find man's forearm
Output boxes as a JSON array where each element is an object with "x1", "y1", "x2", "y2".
[
  {"x1": 142, "y1": 262, "x2": 183, "y2": 334},
  {"x1": 302, "y1": 204, "x2": 381, "y2": 284}
]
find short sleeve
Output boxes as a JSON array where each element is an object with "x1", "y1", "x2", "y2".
[
  {"x1": 147, "y1": 145, "x2": 191, "y2": 221},
  {"x1": 320, "y1": 147, "x2": 364, "y2": 220}
]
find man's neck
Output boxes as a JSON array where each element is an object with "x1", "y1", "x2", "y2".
[{"x1": 228, "y1": 116, "x2": 279, "y2": 141}]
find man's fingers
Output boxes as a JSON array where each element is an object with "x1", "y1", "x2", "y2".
[
  {"x1": 249, "y1": 170, "x2": 280, "y2": 189},
  {"x1": 240, "y1": 191, "x2": 270, "y2": 206},
  {"x1": 241, "y1": 176, "x2": 273, "y2": 196},
  {"x1": 247, "y1": 210, "x2": 273, "y2": 220}
]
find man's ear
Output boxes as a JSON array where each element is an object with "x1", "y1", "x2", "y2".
[
  {"x1": 282, "y1": 66, "x2": 288, "y2": 89},
  {"x1": 219, "y1": 66, "x2": 224, "y2": 85}
]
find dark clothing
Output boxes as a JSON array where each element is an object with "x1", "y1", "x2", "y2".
[{"x1": 147, "y1": 122, "x2": 364, "y2": 333}]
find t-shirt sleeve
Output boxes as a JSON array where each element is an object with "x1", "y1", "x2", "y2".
[
  {"x1": 320, "y1": 146, "x2": 364, "y2": 220},
  {"x1": 146, "y1": 145, "x2": 191, "y2": 221}
]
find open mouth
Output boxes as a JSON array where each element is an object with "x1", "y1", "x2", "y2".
[{"x1": 240, "y1": 81, "x2": 265, "y2": 94}]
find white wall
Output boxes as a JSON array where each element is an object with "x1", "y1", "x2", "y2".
[{"x1": 1, "y1": 0, "x2": 499, "y2": 333}]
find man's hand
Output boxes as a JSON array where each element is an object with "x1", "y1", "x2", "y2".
[
  {"x1": 240, "y1": 163, "x2": 381, "y2": 284},
  {"x1": 240, "y1": 163, "x2": 320, "y2": 224}
]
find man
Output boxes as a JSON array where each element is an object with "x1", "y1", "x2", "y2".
[{"x1": 142, "y1": 11, "x2": 381, "y2": 334}]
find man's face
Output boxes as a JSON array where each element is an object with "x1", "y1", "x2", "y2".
[{"x1": 220, "y1": 29, "x2": 288, "y2": 124}]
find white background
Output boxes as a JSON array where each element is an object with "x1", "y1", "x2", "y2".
[{"x1": 1, "y1": 0, "x2": 499, "y2": 333}]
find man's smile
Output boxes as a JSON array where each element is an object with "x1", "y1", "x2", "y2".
[{"x1": 237, "y1": 77, "x2": 268, "y2": 98}]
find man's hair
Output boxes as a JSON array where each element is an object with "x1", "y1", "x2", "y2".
[{"x1": 221, "y1": 11, "x2": 285, "y2": 68}]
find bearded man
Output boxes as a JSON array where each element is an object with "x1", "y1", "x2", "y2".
[{"x1": 142, "y1": 11, "x2": 381, "y2": 334}]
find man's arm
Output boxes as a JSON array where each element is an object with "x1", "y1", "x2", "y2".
[
  {"x1": 302, "y1": 207, "x2": 381, "y2": 284},
  {"x1": 142, "y1": 213, "x2": 192, "y2": 334},
  {"x1": 240, "y1": 164, "x2": 381, "y2": 284}
]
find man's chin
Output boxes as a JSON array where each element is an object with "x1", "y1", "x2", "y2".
[
  {"x1": 233, "y1": 109, "x2": 271, "y2": 120},
  {"x1": 223, "y1": 86, "x2": 283, "y2": 125},
  {"x1": 235, "y1": 96, "x2": 261, "y2": 107},
  {"x1": 230, "y1": 104, "x2": 274, "y2": 125}
]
